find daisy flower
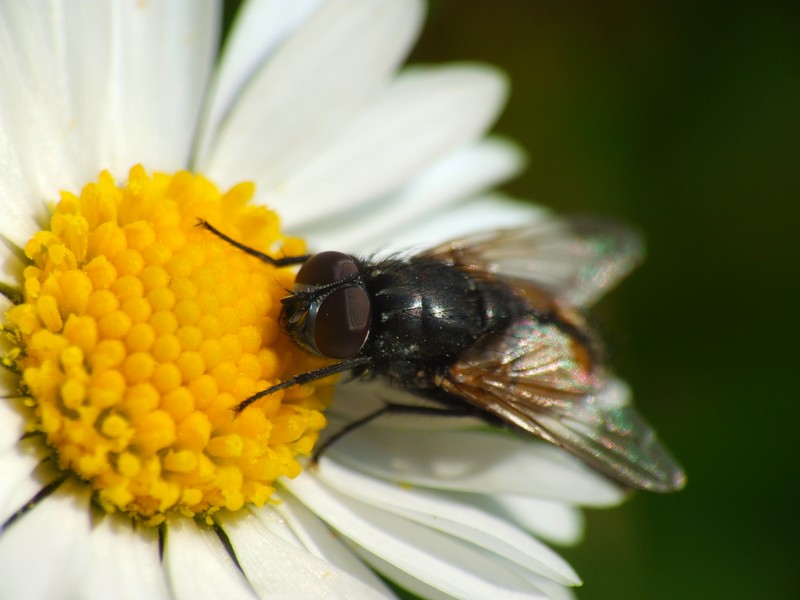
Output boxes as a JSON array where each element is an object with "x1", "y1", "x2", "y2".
[{"x1": 0, "y1": 1, "x2": 633, "y2": 599}]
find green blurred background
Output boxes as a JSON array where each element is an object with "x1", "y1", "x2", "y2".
[
  {"x1": 410, "y1": 1, "x2": 798, "y2": 599},
  {"x1": 222, "y1": 1, "x2": 798, "y2": 598}
]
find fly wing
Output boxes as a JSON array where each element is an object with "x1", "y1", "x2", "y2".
[
  {"x1": 439, "y1": 318, "x2": 686, "y2": 492},
  {"x1": 422, "y1": 214, "x2": 644, "y2": 307}
]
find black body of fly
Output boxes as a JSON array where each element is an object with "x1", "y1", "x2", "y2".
[{"x1": 352, "y1": 256, "x2": 529, "y2": 390}]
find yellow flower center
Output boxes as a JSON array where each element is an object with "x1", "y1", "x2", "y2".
[{"x1": 1, "y1": 165, "x2": 333, "y2": 524}]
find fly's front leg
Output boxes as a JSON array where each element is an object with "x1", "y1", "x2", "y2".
[{"x1": 196, "y1": 220, "x2": 310, "y2": 267}]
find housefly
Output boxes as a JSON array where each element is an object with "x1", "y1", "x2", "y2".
[{"x1": 198, "y1": 215, "x2": 686, "y2": 493}]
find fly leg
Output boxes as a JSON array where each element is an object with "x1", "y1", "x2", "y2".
[
  {"x1": 311, "y1": 402, "x2": 482, "y2": 464},
  {"x1": 195, "y1": 219, "x2": 310, "y2": 266}
]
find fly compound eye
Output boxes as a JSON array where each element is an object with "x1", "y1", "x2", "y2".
[
  {"x1": 311, "y1": 286, "x2": 371, "y2": 358},
  {"x1": 293, "y1": 251, "x2": 371, "y2": 358},
  {"x1": 296, "y1": 251, "x2": 359, "y2": 288}
]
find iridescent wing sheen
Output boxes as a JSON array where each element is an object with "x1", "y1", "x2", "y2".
[
  {"x1": 439, "y1": 318, "x2": 686, "y2": 492},
  {"x1": 422, "y1": 214, "x2": 644, "y2": 307}
]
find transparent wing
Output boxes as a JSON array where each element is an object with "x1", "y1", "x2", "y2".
[
  {"x1": 440, "y1": 318, "x2": 686, "y2": 492},
  {"x1": 423, "y1": 214, "x2": 644, "y2": 307}
]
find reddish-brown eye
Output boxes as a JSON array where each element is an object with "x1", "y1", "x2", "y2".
[
  {"x1": 296, "y1": 251, "x2": 359, "y2": 287},
  {"x1": 314, "y1": 286, "x2": 371, "y2": 358},
  {"x1": 294, "y1": 251, "x2": 371, "y2": 358}
]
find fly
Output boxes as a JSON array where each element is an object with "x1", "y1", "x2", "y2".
[{"x1": 198, "y1": 216, "x2": 686, "y2": 493}]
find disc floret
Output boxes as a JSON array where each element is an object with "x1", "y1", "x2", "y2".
[{"x1": 3, "y1": 166, "x2": 332, "y2": 524}]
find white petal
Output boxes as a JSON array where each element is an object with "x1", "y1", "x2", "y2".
[
  {"x1": 538, "y1": 583, "x2": 577, "y2": 600},
  {"x1": 164, "y1": 518, "x2": 257, "y2": 600},
  {"x1": 0, "y1": 120, "x2": 41, "y2": 244},
  {"x1": 272, "y1": 492, "x2": 394, "y2": 595},
  {"x1": 0, "y1": 480, "x2": 92, "y2": 600},
  {"x1": 285, "y1": 473, "x2": 553, "y2": 600},
  {"x1": 0, "y1": 251, "x2": 25, "y2": 295},
  {"x1": 203, "y1": 0, "x2": 423, "y2": 188},
  {"x1": 348, "y1": 544, "x2": 462, "y2": 600},
  {"x1": 98, "y1": 0, "x2": 219, "y2": 176},
  {"x1": 293, "y1": 137, "x2": 525, "y2": 251},
  {"x1": 324, "y1": 379, "x2": 482, "y2": 433},
  {"x1": 329, "y1": 428, "x2": 626, "y2": 506},
  {"x1": 218, "y1": 510, "x2": 393, "y2": 599},
  {"x1": 492, "y1": 496, "x2": 585, "y2": 546},
  {"x1": 0, "y1": 402, "x2": 52, "y2": 528},
  {"x1": 270, "y1": 64, "x2": 508, "y2": 229},
  {"x1": 0, "y1": 437, "x2": 48, "y2": 527},
  {"x1": 79, "y1": 517, "x2": 170, "y2": 600},
  {"x1": 379, "y1": 194, "x2": 549, "y2": 251},
  {"x1": 356, "y1": 543, "x2": 575, "y2": 600},
  {"x1": 0, "y1": 0, "x2": 219, "y2": 213},
  {"x1": 246, "y1": 501, "x2": 305, "y2": 547},
  {"x1": 316, "y1": 458, "x2": 580, "y2": 585},
  {"x1": 511, "y1": 567, "x2": 579, "y2": 600},
  {"x1": 0, "y1": 397, "x2": 25, "y2": 454},
  {"x1": 0, "y1": 3, "x2": 73, "y2": 243},
  {"x1": 194, "y1": 0, "x2": 323, "y2": 161}
]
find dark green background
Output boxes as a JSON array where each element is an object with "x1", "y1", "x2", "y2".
[
  {"x1": 412, "y1": 2, "x2": 798, "y2": 599},
  {"x1": 223, "y1": 2, "x2": 798, "y2": 598}
]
